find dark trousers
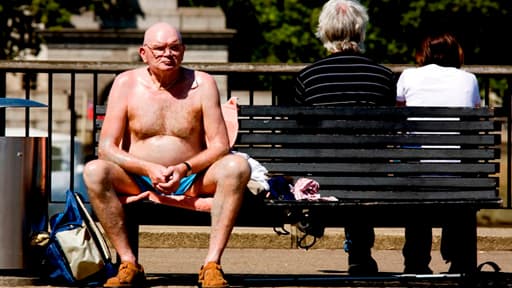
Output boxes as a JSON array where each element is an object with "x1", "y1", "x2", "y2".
[
  {"x1": 403, "y1": 224, "x2": 432, "y2": 270},
  {"x1": 403, "y1": 224, "x2": 474, "y2": 273},
  {"x1": 344, "y1": 225, "x2": 375, "y2": 264}
]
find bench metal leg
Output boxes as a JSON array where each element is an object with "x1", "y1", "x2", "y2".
[{"x1": 125, "y1": 204, "x2": 140, "y2": 259}]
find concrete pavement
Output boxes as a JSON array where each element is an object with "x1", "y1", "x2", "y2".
[
  {"x1": 1, "y1": 226, "x2": 511, "y2": 287},
  {"x1": 139, "y1": 248, "x2": 512, "y2": 286},
  {"x1": 2, "y1": 248, "x2": 511, "y2": 287}
]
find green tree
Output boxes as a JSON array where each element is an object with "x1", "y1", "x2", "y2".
[
  {"x1": 214, "y1": 0, "x2": 512, "y2": 65},
  {"x1": 254, "y1": 0, "x2": 325, "y2": 63},
  {"x1": 365, "y1": 0, "x2": 511, "y2": 65}
]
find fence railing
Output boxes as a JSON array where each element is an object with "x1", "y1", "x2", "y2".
[{"x1": 1, "y1": 61, "x2": 511, "y2": 211}]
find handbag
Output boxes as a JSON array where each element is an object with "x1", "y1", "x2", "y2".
[{"x1": 44, "y1": 189, "x2": 115, "y2": 285}]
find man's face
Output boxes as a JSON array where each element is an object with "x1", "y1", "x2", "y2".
[{"x1": 141, "y1": 28, "x2": 185, "y2": 71}]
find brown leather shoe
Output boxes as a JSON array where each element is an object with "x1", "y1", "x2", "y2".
[
  {"x1": 198, "y1": 261, "x2": 228, "y2": 288},
  {"x1": 104, "y1": 261, "x2": 145, "y2": 287}
]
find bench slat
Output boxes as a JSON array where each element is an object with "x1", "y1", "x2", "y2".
[
  {"x1": 275, "y1": 176, "x2": 498, "y2": 189},
  {"x1": 239, "y1": 119, "x2": 499, "y2": 132},
  {"x1": 238, "y1": 105, "x2": 497, "y2": 118},
  {"x1": 236, "y1": 134, "x2": 500, "y2": 146},
  {"x1": 274, "y1": 190, "x2": 499, "y2": 200},
  {"x1": 262, "y1": 162, "x2": 499, "y2": 174},
  {"x1": 237, "y1": 147, "x2": 499, "y2": 160}
]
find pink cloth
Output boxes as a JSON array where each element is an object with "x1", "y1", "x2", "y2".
[
  {"x1": 292, "y1": 178, "x2": 320, "y2": 200},
  {"x1": 222, "y1": 97, "x2": 239, "y2": 147},
  {"x1": 206, "y1": 97, "x2": 239, "y2": 147}
]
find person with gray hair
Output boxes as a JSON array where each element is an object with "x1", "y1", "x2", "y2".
[
  {"x1": 295, "y1": 0, "x2": 394, "y2": 106},
  {"x1": 294, "y1": 0, "x2": 396, "y2": 275},
  {"x1": 315, "y1": 0, "x2": 368, "y2": 53}
]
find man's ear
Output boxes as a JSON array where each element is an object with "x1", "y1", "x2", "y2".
[{"x1": 139, "y1": 46, "x2": 148, "y2": 63}]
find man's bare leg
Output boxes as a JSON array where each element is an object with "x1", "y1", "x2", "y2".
[
  {"x1": 82, "y1": 159, "x2": 139, "y2": 264},
  {"x1": 199, "y1": 154, "x2": 250, "y2": 264},
  {"x1": 194, "y1": 154, "x2": 249, "y2": 287}
]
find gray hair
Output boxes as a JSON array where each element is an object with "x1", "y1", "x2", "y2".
[{"x1": 315, "y1": 0, "x2": 369, "y2": 53}]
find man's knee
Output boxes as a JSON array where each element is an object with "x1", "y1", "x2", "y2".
[
  {"x1": 83, "y1": 159, "x2": 111, "y2": 188},
  {"x1": 218, "y1": 154, "x2": 251, "y2": 181}
]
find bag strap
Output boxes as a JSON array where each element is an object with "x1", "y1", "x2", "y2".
[
  {"x1": 73, "y1": 192, "x2": 112, "y2": 262},
  {"x1": 477, "y1": 261, "x2": 502, "y2": 273}
]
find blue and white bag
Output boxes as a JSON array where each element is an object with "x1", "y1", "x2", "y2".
[{"x1": 44, "y1": 190, "x2": 115, "y2": 285}]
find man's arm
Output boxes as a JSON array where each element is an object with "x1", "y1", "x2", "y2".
[{"x1": 194, "y1": 71, "x2": 230, "y2": 171}]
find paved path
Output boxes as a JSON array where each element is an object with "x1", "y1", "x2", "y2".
[
  {"x1": 1, "y1": 226, "x2": 512, "y2": 287},
  {"x1": 139, "y1": 248, "x2": 512, "y2": 286},
  {"x1": 140, "y1": 248, "x2": 512, "y2": 275},
  {"x1": 1, "y1": 248, "x2": 511, "y2": 287}
]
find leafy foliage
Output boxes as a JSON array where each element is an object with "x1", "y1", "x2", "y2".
[
  {"x1": 250, "y1": 0, "x2": 325, "y2": 63},
  {"x1": 2, "y1": 0, "x2": 511, "y2": 65},
  {"x1": 364, "y1": 0, "x2": 511, "y2": 65},
  {"x1": 215, "y1": 0, "x2": 512, "y2": 65}
]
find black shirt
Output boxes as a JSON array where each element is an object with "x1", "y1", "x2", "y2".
[{"x1": 295, "y1": 53, "x2": 396, "y2": 106}]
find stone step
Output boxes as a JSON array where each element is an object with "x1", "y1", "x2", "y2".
[{"x1": 135, "y1": 226, "x2": 512, "y2": 251}]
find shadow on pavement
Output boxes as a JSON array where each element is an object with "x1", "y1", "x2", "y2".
[{"x1": 145, "y1": 271, "x2": 512, "y2": 287}]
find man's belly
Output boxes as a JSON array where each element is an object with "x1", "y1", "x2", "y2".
[{"x1": 129, "y1": 136, "x2": 200, "y2": 166}]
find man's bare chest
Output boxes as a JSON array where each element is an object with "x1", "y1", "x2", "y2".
[{"x1": 128, "y1": 95, "x2": 201, "y2": 139}]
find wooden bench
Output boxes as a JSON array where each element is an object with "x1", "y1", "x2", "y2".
[{"x1": 94, "y1": 104, "x2": 503, "y2": 273}]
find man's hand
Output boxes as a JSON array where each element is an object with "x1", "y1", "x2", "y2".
[
  {"x1": 146, "y1": 163, "x2": 173, "y2": 189},
  {"x1": 154, "y1": 164, "x2": 186, "y2": 194}
]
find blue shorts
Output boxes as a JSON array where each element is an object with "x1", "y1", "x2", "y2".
[{"x1": 132, "y1": 173, "x2": 198, "y2": 195}]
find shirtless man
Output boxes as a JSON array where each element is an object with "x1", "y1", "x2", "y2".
[{"x1": 82, "y1": 22, "x2": 250, "y2": 288}]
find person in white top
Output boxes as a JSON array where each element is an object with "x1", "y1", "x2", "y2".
[
  {"x1": 397, "y1": 32, "x2": 480, "y2": 108},
  {"x1": 397, "y1": 64, "x2": 480, "y2": 107},
  {"x1": 396, "y1": 32, "x2": 482, "y2": 274}
]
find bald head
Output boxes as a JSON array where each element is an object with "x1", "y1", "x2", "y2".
[{"x1": 143, "y1": 22, "x2": 182, "y2": 45}]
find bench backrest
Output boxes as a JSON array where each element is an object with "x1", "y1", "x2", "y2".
[
  {"x1": 234, "y1": 105, "x2": 502, "y2": 206},
  {"x1": 94, "y1": 105, "x2": 502, "y2": 207}
]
